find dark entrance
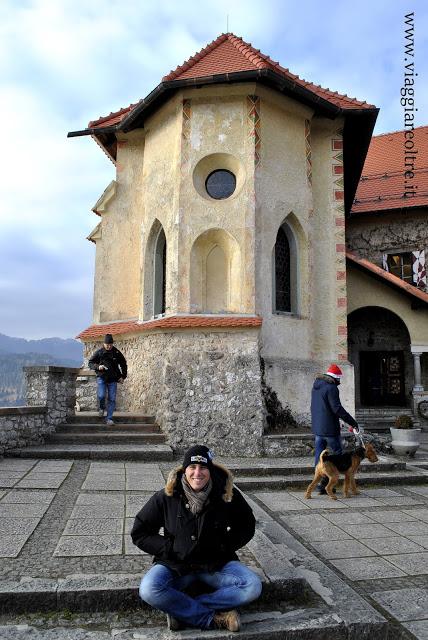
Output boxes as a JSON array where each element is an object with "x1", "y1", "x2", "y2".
[{"x1": 360, "y1": 351, "x2": 406, "y2": 406}]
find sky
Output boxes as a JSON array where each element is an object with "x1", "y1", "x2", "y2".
[{"x1": 0, "y1": 0, "x2": 427, "y2": 340}]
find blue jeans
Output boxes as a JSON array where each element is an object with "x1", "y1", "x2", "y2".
[
  {"x1": 314, "y1": 435, "x2": 342, "y2": 466},
  {"x1": 139, "y1": 561, "x2": 262, "y2": 629},
  {"x1": 96, "y1": 378, "x2": 117, "y2": 421}
]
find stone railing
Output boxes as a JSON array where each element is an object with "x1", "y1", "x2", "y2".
[{"x1": 0, "y1": 366, "x2": 80, "y2": 456}]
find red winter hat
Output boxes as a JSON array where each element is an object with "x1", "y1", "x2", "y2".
[{"x1": 326, "y1": 364, "x2": 343, "y2": 379}]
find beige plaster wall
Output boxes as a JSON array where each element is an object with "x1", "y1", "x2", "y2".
[{"x1": 347, "y1": 265, "x2": 428, "y2": 345}]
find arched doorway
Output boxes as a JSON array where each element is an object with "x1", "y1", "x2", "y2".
[{"x1": 348, "y1": 306, "x2": 411, "y2": 407}]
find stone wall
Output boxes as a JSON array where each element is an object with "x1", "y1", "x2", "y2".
[
  {"x1": 0, "y1": 366, "x2": 80, "y2": 456},
  {"x1": 346, "y1": 210, "x2": 428, "y2": 275},
  {"x1": 82, "y1": 329, "x2": 265, "y2": 455}
]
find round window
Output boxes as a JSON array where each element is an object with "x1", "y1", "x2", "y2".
[{"x1": 205, "y1": 170, "x2": 236, "y2": 200}]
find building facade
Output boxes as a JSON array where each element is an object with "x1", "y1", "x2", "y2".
[{"x1": 70, "y1": 33, "x2": 382, "y2": 453}]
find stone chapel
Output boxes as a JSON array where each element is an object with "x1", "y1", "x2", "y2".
[{"x1": 69, "y1": 33, "x2": 428, "y2": 454}]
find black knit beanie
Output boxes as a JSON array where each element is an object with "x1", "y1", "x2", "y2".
[{"x1": 182, "y1": 445, "x2": 214, "y2": 471}]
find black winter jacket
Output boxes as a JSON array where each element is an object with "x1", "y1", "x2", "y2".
[
  {"x1": 311, "y1": 375, "x2": 358, "y2": 437},
  {"x1": 131, "y1": 463, "x2": 256, "y2": 575},
  {"x1": 88, "y1": 346, "x2": 127, "y2": 383}
]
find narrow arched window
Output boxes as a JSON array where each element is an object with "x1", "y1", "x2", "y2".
[
  {"x1": 154, "y1": 227, "x2": 166, "y2": 316},
  {"x1": 274, "y1": 227, "x2": 291, "y2": 312}
]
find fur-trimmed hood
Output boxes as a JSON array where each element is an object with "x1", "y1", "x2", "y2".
[
  {"x1": 314, "y1": 374, "x2": 337, "y2": 386},
  {"x1": 165, "y1": 461, "x2": 234, "y2": 503}
]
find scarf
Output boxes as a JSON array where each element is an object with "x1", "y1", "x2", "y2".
[{"x1": 181, "y1": 474, "x2": 212, "y2": 515}]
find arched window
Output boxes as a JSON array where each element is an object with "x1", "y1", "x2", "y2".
[
  {"x1": 273, "y1": 221, "x2": 298, "y2": 314},
  {"x1": 206, "y1": 244, "x2": 227, "y2": 312},
  {"x1": 274, "y1": 227, "x2": 291, "y2": 312},
  {"x1": 153, "y1": 227, "x2": 166, "y2": 316}
]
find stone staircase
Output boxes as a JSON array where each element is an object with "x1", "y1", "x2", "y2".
[
  {"x1": 356, "y1": 406, "x2": 418, "y2": 432},
  {"x1": 227, "y1": 455, "x2": 428, "y2": 490},
  {"x1": 6, "y1": 411, "x2": 174, "y2": 461}
]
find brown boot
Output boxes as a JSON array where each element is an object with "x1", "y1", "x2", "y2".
[{"x1": 213, "y1": 609, "x2": 241, "y2": 632}]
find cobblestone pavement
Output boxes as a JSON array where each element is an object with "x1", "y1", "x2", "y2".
[
  {"x1": 252, "y1": 482, "x2": 428, "y2": 639},
  {"x1": 3, "y1": 455, "x2": 428, "y2": 637}
]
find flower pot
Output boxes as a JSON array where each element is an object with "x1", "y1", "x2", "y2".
[{"x1": 390, "y1": 427, "x2": 421, "y2": 456}]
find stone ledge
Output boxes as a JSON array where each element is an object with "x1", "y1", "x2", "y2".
[
  {"x1": 0, "y1": 406, "x2": 47, "y2": 416},
  {"x1": 23, "y1": 366, "x2": 82, "y2": 373}
]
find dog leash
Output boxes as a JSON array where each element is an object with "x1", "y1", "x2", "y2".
[{"x1": 349, "y1": 427, "x2": 366, "y2": 449}]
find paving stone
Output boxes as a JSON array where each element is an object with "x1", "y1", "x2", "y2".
[
  {"x1": 126, "y1": 494, "x2": 152, "y2": 517},
  {"x1": 0, "y1": 478, "x2": 18, "y2": 488},
  {"x1": 284, "y1": 513, "x2": 332, "y2": 529},
  {"x1": 403, "y1": 620, "x2": 428, "y2": 638},
  {"x1": 385, "y1": 521, "x2": 428, "y2": 536},
  {"x1": 322, "y1": 511, "x2": 375, "y2": 525},
  {"x1": 371, "y1": 587, "x2": 428, "y2": 621},
  {"x1": 361, "y1": 488, "x2": 404, "y2": 497},
  {"x1": 254, "y1": 493, "x2": 310, "y2": 511},
  {"x1": 0, "y1": 518, "x2": 39, "y2": 535},
  {"x1": 64, "y1": 518, "x2": 124, "y2": 535},
  {"x1": 336, "y1": 497, "x2": 382, "y2": 508},
  {"x1": 0, "y1": 471, "x2": 27, "y2": 479},
  {"x1": 125, "y1": 480, "x2": 164, "y2": 491},
  {"x1": 0, "y1": 535, "x2": 29, "y2": 558},
  {"x1": 376, "y1": 497, "x2": 424, "y2": 506},
  {"x1": 54, "y1": 534, "x2": 123, "y2": 556},
  {"x1": 311, "y1": 539, "x2": 376, "y2": 559},
  {"x1": 340, "y1": 523, "x2": 396, "y2": 539},
  {"x1": 330, "y1": 556, "x2": 406, "y2": 580},
  {"x1": 303, "y1": 497, "x2": 348, "y2": 510},
  {"x1": 387, "y1": 553, "x2": 428, "y2": 575},
  {"x1": 361, "y1": 536, "x2": 425, "y2": 555},
  {"x1": 0, "y1": 490, "x2": 5, "y2": 499},
  {"x1": 124, "y1": 537, "x2": 146, "y2": 555},
  {"x1": 0, "y1": 460, "x2": 37, "y2": 470},
  {"x1": 70, "y1": 504, "x2": 124, "y2": 519},
  {"x1": 76, "y1": 493, "x2": 124, "y2": 506},
  {"x1": 0, "y1": 490, "x2": 55, "y2": 504},
  {"x1": 81, "y1": 481, "x2": 126, "y2": 491},
  {"x1": 403, "y1": 509, "x2": 428, "y2": 523},
  {"x1": 0, "y1": 503, "x2": 48, "y2": 518},
  {"x1": 34, "y1": 461, "x2": 73, "y2": 472},
  {"x1": 404, "y1": 486, "x2": 428, "y2": 497},
  {"x1": 363, "y1": 509, "x2": 418, "y2": 523},
  {"x1": 16, "y1": 474, "x2": 67, "y2": 489},
  {"x1": 285, "y1": 522, "x2": 352, "y2": 542},
  {"x1": 124, "y1": 517, "x2": 134, "y2": 534},
  {"x1": 409, "y1": 537, "x2": 428, "y2": 549}
]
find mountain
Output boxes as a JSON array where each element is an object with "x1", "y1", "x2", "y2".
[
  {"x1": 0, "y1": 335, "x2": 83, "y2": 407},
  {"x1": 0, "y1": 333, "x2": 83, "y2": 361}
]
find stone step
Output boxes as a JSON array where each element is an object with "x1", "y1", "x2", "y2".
[
  {"x1": 47, "y1": 432, "x2": 166, "y2": 445},
  {"x1": 0, "y1": 573, "x2": 304, "y2": 614},
  {"x1": 227, "y1": 458, "x2": 405, "y2": 476},
  {"x1": 234, "y1": 468, "x2": 427, "y2": 490},
  {"x1": 70, "y1": 412, "x2": 155, "y2": 424},
  {"x1": 5, "y1": 444, "x2": 174, "y2": 461},
  {"x1": 56, "y1": 422, "x2": 161, "y2": 432}
]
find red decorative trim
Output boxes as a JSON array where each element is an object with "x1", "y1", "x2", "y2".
[
  {"x1": 77, "y1": 315, "x2": 263, "y2": 340},
  {"x1": 337, "y1": 298, "x2": 347, "y2": 308},
  {"x1": 332, "y1": 140, "x2": 343, "y2": 150},
  {"x1": 336, "y1": 271, "x2": 346, "y2": 280},
  {"x1": 336, "y1": 243, "x2": 346, "y2": 252},
  {"x1": 334, "y1": 190, "x2": 344, "y2": 200},
  {"x1": 333, "y1": 165, "x2": 343, "y2": 175},
  {"x1": 338, "y1": 326, "x2": 347, "y2": 335},
  {"x1": 335, "y1": 217, "x2": 345, "y2": 226}
]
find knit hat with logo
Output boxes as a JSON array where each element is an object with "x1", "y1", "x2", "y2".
[
  {"x1": 182, "y1": 445, "x2": 214, "y2": 471},
  {"x1": 325, "y1": 364, "x2": 343, "y2": 379}
]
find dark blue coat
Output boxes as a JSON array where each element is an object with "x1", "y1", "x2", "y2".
[{"x1": 310, "y1": 375, "x2": 358, "y2": 437}]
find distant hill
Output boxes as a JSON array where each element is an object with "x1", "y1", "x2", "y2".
[
  {"x1": 0, "y1": 333, "x2": 83, "y2": 361},
  {"x1": 0, "y1": 335, "x2": 83, "y2": 407}
]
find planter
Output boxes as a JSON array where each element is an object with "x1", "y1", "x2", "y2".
[{"x1": 389, "y1": 427, "x2": 421, "y2": 456}]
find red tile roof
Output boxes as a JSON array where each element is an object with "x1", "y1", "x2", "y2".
[
  {"x1": 77, "y1": 315, "x2": 263, "y2": 340},
  {"x1": 352, "y1": 125, "x2": 428, "y2": 214},
  {"x1": 347, "y1": 251, "x2": 428, "y2": 306},
  {"x1": 88, "y1": 33, "x2": 375, "y2": 130}
]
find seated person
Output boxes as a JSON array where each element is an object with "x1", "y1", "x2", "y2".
[{"x1": 131, "y1": 444, "x2": 262, "y2": 632}]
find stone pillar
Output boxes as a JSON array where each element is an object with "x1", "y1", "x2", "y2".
[
  {"x1": 412, "y1": 353, "x2": 424, "y2": 393},
  {"x1": 24, "y1": 366, "x2": 81, "y2": 424}
]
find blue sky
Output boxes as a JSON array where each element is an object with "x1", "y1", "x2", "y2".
[{"x1": 0, "y1": 0, "x2": 426, "y2": 339}]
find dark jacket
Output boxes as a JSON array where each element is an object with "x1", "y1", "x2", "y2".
[
  {"x1": 311, "y1": 374, "x2": 358, "y2": 437},
  {"x1": 88, "y1": 346, "x2": 127, "y2": 383},
  {"x1": 131, "y1": 462, "x2": 256, "y2": 576}
]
